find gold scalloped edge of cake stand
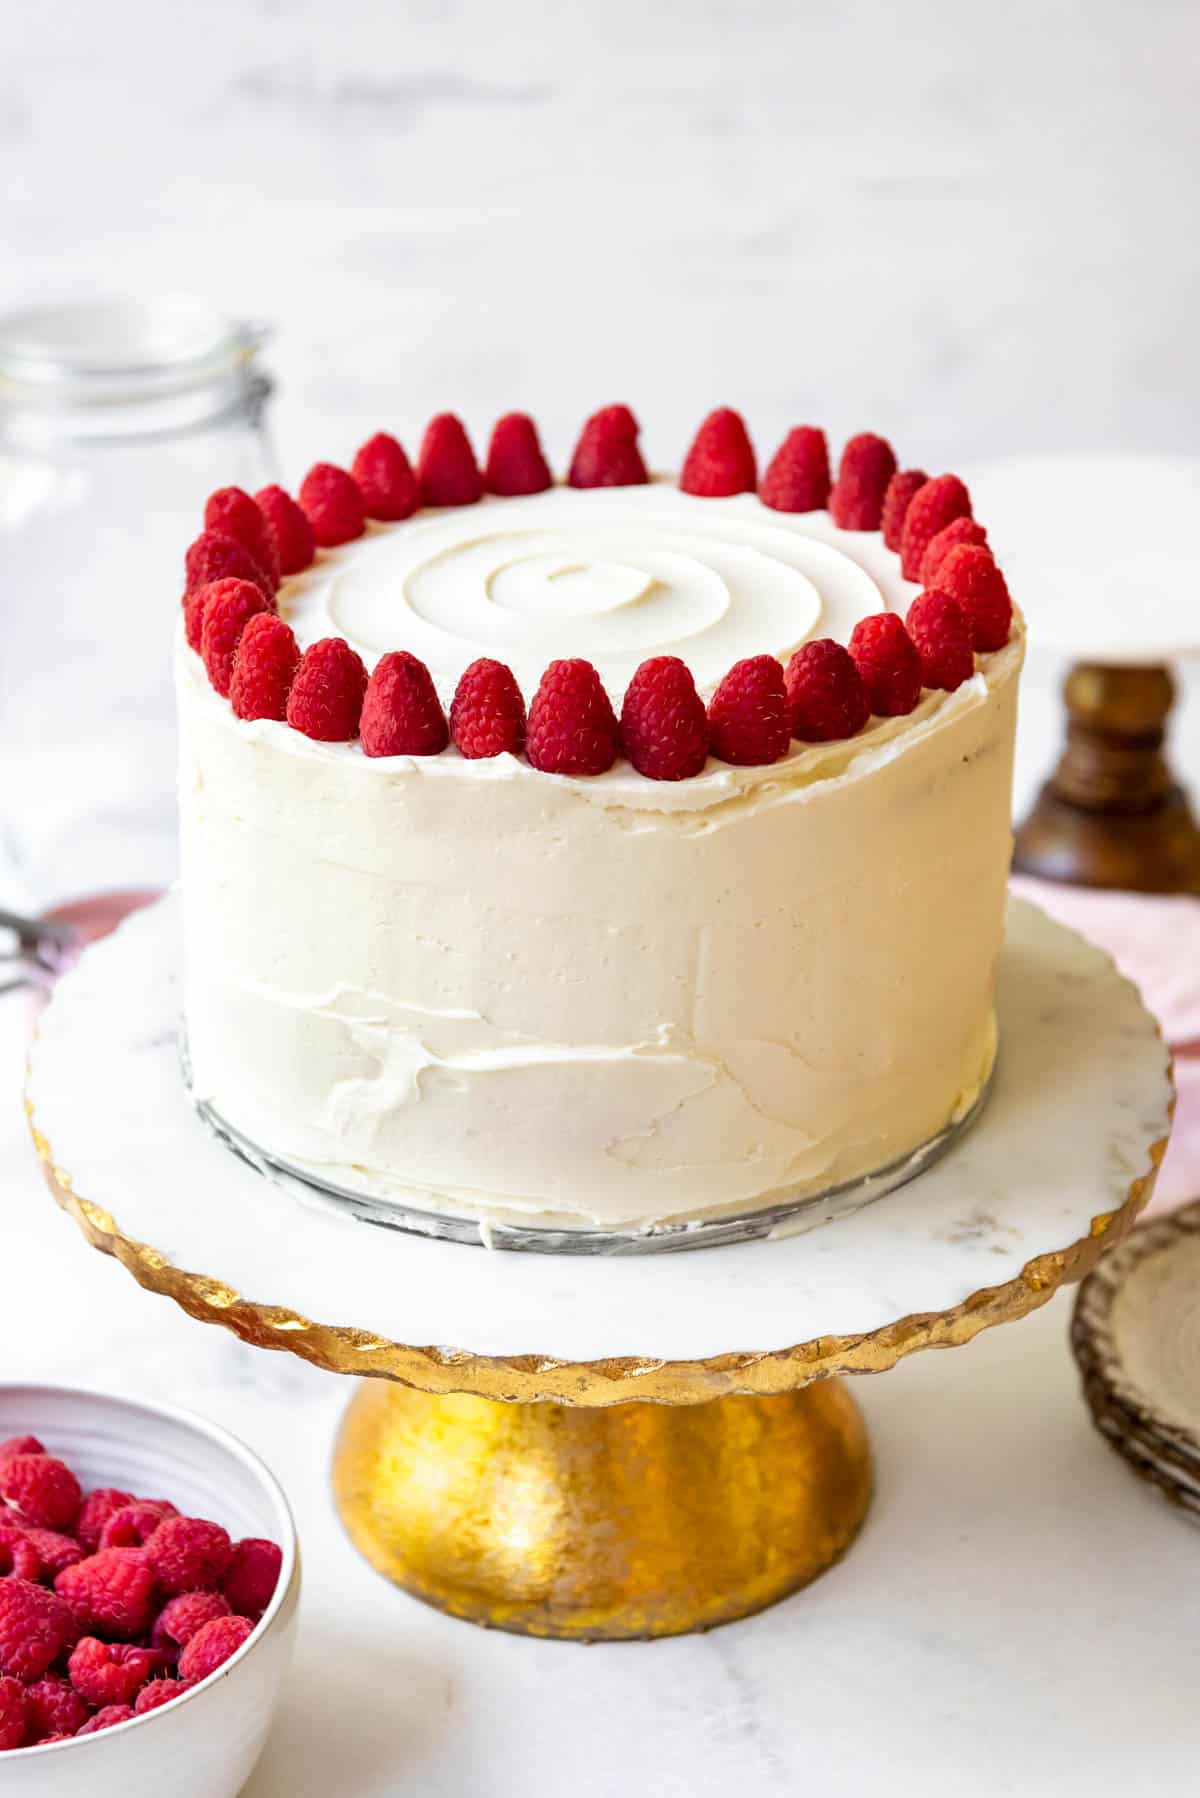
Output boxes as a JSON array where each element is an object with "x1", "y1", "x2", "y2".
[{"x1": 28, "y1": 1084, "x2": 1174, "y2": 1407}]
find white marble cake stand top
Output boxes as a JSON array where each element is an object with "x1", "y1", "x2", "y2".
[{"x1": 25, "y1": 894, "x2": 1171, "y2": 1366}]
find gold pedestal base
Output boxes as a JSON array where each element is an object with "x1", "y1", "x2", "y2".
[{"x1": 332, "y1": 1377, "x2": 872, "y2": 1641}]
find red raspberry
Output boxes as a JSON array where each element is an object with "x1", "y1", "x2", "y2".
[
  {"x1": 0, "y1": 1578, "x2": 78, "y2": 1680},
  {"x1": 0, "y1": 1436, "x2": 43, "y2": 1466},
  {"x1": 0, "y1": 1676, "x2": 26, "y2": 1750},
  {"x1": 785, "y1": 639, "x2": 871, "y2": 743},
  {"x1": 183, "y1": 529, "x2": 272, "y2": 599},
  {"x1": 100, "y1": 1500, "x2": 176, "y2": 1551},
  {"x1": 484, "y1": 412, "x2": 553, "y2": 496},
  {"x1": 905, "y1": 590, "x2": 975, "y2": 691},
  {"x1": 221, "y1": 1540, "x2": 281, "y2": 1619},
  {"x1": 177, "y1": 1614, "x2": 254, "y2": 1685},
  {"x1": 76, "y1": 1489, "x2": 134, "y2": 1555},
  {"x1": 759, "y1": 426, "x2": 830, "y2": 512},
  {"x1": 680, "y1": 407, "x2": 757, "y2": 497},
  {"x1": 0, "y1": 1454, "x2": 80, "y2": 1532},
  {"x1": 449, "y1": 659, "x2": 526, "y2": 760},
  {"x1": 848, "y1": 614, "x2": 923, "y2": 716},
  {"x1": 21, "y1": 1529, "x2": 86, "y2": 1581},
  {"x1": 76, "y1": 1704, "x2": 135, "y2": 1736},
  {"x1": 56, "y1": 1549, "x2": 156, "y2": 1641},
  {"x1": 24, "y1": 1675, "x2": 88, "y2": 1742},
  {"x1": 360, "y1": 651, "x2": 449, "y2": 758},
  {"x1": 918, "y1": 515, "x2": 988, "y2": 587},
  {"x1": 899, "y1": 473, "x2": 972, "y2": 580},
  {"x1": 286, "y1": 638, "x2": 368, "y2": 741},
  {"x1": 417, "y1": 414, "x2": 482, "y2": 507},
  {"x1": 526, "y1": 660, "x2": 620, "y2": 776},
  {"x1": 135, "y1": 1678, "x2": 191, "y2": 1715},
  {"x1": 828, "y1": 433, "x2": 897, "y2": 530},
  {"x1": 230, "y1": 613, "x2": 301, "y2": 723},
  {"x1": 707, "y1": 656, "x2": 792, "y2": 766},
  {"x1": 255, "y1": 485, "x2": 316, "y2": 576},
  {"x1": 351, "y1": 432, "x2": 420, "y2": 521},
  {"x1": 68, "y1": 1637, "x2": 160, "y2": 1709},
  {"x1": 619, "y1": 657, "x2": 709, "y2": 780},
  {"x1": 147, "y1": 1516, "x2": 233, "y2": 1597},
  {"x1": 0, "y1": 1524, "x2": 42, "y2": 1582},
  {"x1": 880, "y1": 468, "x2": 928, "y2": 551},
  {"x1": 568, "y1": 405, "x2": 648, "y2": 488},
  {"x1": 152, "y1": 1590, "x2": 231, "y2": 1659},
  {"x1": 203, "y1": 487, "x2": 280, "y2": 589},
  {"x1": 200, "y1": 578, "x2": 271, "y2": 698},
  {"x1": 935, "y1": 544, "x2": 1012, "y2": 651},
  {"x1": 299, "y1": 462, "x2": 366, "y2": 547}
]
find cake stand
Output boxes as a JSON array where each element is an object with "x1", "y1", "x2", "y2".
[
  {"x1": 966, "y1": 455, "x2": 1200, "y2": 894},
  {"x1": 24, "y1": 896, "x2": 1172, "y2": 1641}
]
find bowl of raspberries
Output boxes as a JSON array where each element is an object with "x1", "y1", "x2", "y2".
[{"x1": 0, "y1": 1384, "x2": 298, "y2": 1795}]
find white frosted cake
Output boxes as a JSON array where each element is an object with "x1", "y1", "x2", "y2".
[{"x1": 177, "y1": 407, "x2": 1024, "y2": 1237}]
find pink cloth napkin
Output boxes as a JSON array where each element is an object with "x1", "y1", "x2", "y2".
[{"x1": 1010, "y1": 875, "x2": 1200, "y2": 1213}]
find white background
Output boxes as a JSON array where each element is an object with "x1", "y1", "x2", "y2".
[{"x1": 1, "y1": 4, "x2": 1198, "y2": 1791}]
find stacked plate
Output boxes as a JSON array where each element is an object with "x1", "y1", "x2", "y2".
[{"x1": 1071, "y1": 1197, "x2": 1200, "y2": 1519}]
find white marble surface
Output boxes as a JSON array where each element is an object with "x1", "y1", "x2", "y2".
[{"x1": 2, "y1": 5, "x2": 1199, "y2": 1789}]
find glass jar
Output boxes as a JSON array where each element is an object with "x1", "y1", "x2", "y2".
[{"x1": 0, "y1": 294, "x2": 277, "y2": 908}]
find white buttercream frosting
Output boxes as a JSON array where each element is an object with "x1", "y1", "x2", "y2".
[{"x1": 178, "y1": 481, "x2": 1024, "y2": 1232}]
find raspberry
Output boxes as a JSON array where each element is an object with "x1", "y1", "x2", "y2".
[
  {"x1": 0, "y1": 1578, "x2": 77, "y2": 1680},
  {"x1": 286, "y1": 638, "x2": 368, "y2": 741},
  {"x1": 484, "y1": 412, "x2": 553, "y2": 496},
  {"x1": 449, "y1": 659, "x2": 526, "y2": 760},
  {"x1": 360, "y1": 652, "x2": 449, "y2": 758},
  {"x1": 417, "y1": 414, "x2": 482, "y2": 507},
  {"x1": 899, "y1": 473, "x2": 972, "y2": 581},
  {"x1": 351, "y1": 432, "x2": 420, "y2": 521},
  {"x1": 221, "y1": 1539, "x2": 281, "y2": 1619},
  {"x1": 24, "y1": 1675, "x2": 88, "y2": 1742},
  {"x1": 880, "y1": 468, "x2": 928, "y2": 551},
  {"x1": 828, "y1": 433, "x2": 897, "y2": 530},
  {"x1": 0, "y1": 1524, "x2": 42, "y2": 1582},
  {"x1": 759, "y1": 426, "x2": 830, "y2": 513},
  {"x1": 21, "y1": 1528, "x2": 86, "y2": 1581},
  {"x1": 0, "y1": 1437, "x2": 43, "y2": 1466},
  {"x1": 918, "y1": 515, "x2": 988, "y2": 588},
  {"x1": 906, "y1": 590, "x2": 975, "y2": 691},
  {"x1": 935, "y1": 544, "x2": 1012, "y2": 651},
  {"x1": 568, "y1": 405, "x2": 648, "y2": 488},
  {"x1": 76, "y1": 1489, "x2": 134, "y2": 1555},
  {"x1": 177, "y1": 1614, "x2": 254, "y2": 1685},
  {"x1": 619, "y1": 657, "x2": 709, "y2": 780},
  {"x1": 680, "y1": 408, "x2": 756, "y2": 497},
  {"x1": 68, "y1": 1637, "x2": 160, "y2": 1709},
  {"x1": 255, "y1": 485, "x2": 316, "y2": 576},
  {"x1": 76, "y1": 1704, "x2": 135, "y2": 1736},
  {"x1": 0, "y1": 1454, "x2": 80, "y2": 1532},
  {"x1": 848, "y1": 614, "x2": 923, "y2": 716},
  {"x1": 200, "y1": 578, "x2": 271, "y2": 698},
  {"x1": 0, "y1": 1676, "x2": 26, "y2": 1750},
  {"x1": 785, "y1": 639, "x2": 871, "y2": 743},
  {"x1": 183, "y1": 530, "x2": 271, "y2": 599},
  {"x1": 100, "y1": 1500, "x2": 176, "y2": 1551},
  {"x1": 147, "y1": 1516, "x2": 233, "y2": 1597},
  {"x1": 56, "y1": 1549, "x2": 156, "y2": 1641},
  {"x1": 299, "y1": 462, "x2": 366, "y2": 547},
  {"x1": 135, "y1": 1678, "x2": 190, "y2": 1715},
  {"x1": 525, "y1": 660, "x2": 620, "y2": 776},
  {"x1": 707, "y1": 656, "x2": 792, "y2": 766},
  {"x1": 152, "y1": 1590, "x2": 231, "y2": 1659},
  {"x1": 203, "y1": 487, "x2": 280, "y2": 589},
  {"x1": 230, "y1": 613, "x2": 301, "y2": 722}
]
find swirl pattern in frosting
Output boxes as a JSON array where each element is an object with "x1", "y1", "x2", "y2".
[{"x1": 281, "y1": 482, "x2": 915, "y2": 696}]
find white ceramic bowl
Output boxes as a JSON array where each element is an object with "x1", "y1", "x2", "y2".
[{"x1": 0, "y1": 1384, "x2": 299, "y2": 1796}]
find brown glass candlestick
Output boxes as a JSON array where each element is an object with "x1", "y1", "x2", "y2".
[{"x1": 1014, "y1": 662, "x2": 1200, "y2": 894}]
